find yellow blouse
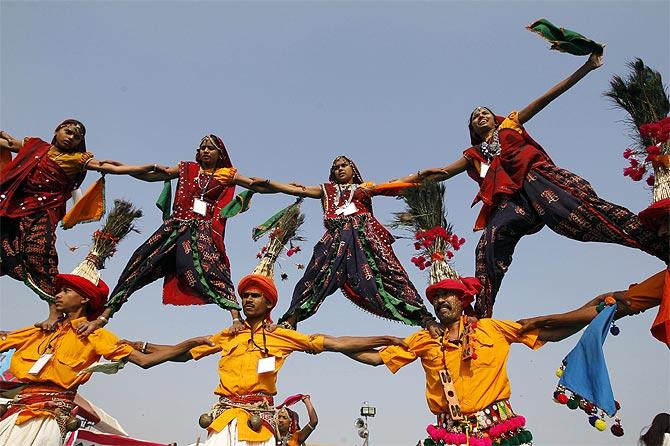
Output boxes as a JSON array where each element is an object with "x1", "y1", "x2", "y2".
[
  {"x1": 379, "y1": 318, "x2": 542, "y2": 415},
  {"x1": 47, "y1": 147, "x2": 94, "y2": 178},
  {"x1": 0, "y1": 317, "x2": 134, "y2": 390},
  {"x1": 186, "y1": 162, "x2": 237, "y2": 184}
]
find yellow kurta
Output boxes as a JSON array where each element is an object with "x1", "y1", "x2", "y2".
[
  {"x1": 0, "y1": 317, "x2": 133, "y2": 389},
  {"x1": 380, "y1": 317, "x2": 542, "y2": 415},
  {"x1": 190, "y1": 323, "x2": 324, "y2": 441},
  {"x1": 0, "y1": 317, "x2": 134, "y2": 424}
]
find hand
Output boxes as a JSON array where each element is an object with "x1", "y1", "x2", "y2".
[
  {"x1": 585, "y1": 51, "x2": 604, "y2": 71},
  {"x1": 0, "y1": 331, "x2": 8, "y2": 340},
  {"x1": 384, "y1": 336, "x2": 407, "y2": 347},
  {"x1": 75, "y1": 318, "x2": 106, "y2": 337},
  {"x1": 426, "y1": 321, "x2": 445, "y2": 339},
  {"x1": 301, "y1": 394, "x2": 311, "y2": 402},
  {"x1": 34, "y1": 316, "x2": 61, "y2": 332},
  {"x1": 264, "y1": 323, "x2": 280, "y2": 332},
  {"x1": 516, "y1": 316, "x2": 546, "y2": 334},
  {"x1": 118, "y1": 339, "x2": 145, "y2": 350},
  {"x1": 607, "y1": 291, "x2": 634, "y2": 314},
  {"x1": 228, "y1": 319, "x2": 245, "y2": 334},
  {"x1": 189, "y1": 336, "x2": 215, "y2": 347}
]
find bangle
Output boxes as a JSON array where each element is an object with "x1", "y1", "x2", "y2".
[
  {"x1": 232, "y1": 318, "x2": 241, "y2": 323},
  {"x1": 97, "y1": 316, "x2": 108, "y2": 324},
  {"x1": 140, "y1": 341, "x2": 148, "y2": 353},
  {"x1": 306, "y1": 422, "x2": 316, "y2": 431}
]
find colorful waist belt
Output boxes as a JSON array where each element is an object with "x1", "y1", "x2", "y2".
[{"x1": 425, "y1": 400, "x2": 533, "y2": 446}]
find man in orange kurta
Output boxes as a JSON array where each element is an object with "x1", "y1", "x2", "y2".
[
  {"x1": 344, "y1": 277, "x2": 584, "y2": 445},
  {"x1": 0, "y1": 272, "x2": 210, "y2": 446},
  {"x1": 140, "y1": 273, "x2": 404, "y2": 446}
]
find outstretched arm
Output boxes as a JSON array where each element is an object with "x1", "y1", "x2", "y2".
[
  {"x1": 394, "y1": 157, "x2": 469, "y2": 183},
  {"x1": 247, "y1": 178, "x2": 323, "y2": 199},
  {"x1": 124, "y1": 336, "x2": 212, "y2": 369},
  {"x1": 517, "y1": 51, "x2": 603, "y2": 125},
  {"x1": 86, "y1": 159, "x2": 174, "y2": 178},
  {"x1": 233, "y1": 173, "x2": 288, "y2": 194},
  {"x1": 344, "y1": 349, "x2": 384, "y2": 366},
  {"x1": 518, "y1": 291, "x2": 632, "y2": 334},
  {"x1": 296, "y1": 395, "x2": 319, "y2": 444},
  {"x1": 0, "y1": 131, "x2": 23, "y2": 153},
  {"x1": 322, "y1": 335, "x2": 404, "y2": 354}
]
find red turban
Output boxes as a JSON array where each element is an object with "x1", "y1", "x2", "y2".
[
  {"x1": 237, "y1": 274, "x2": 278, "y2": 309},
  {"x1": 425, "y1": 277, "x2": 482, "y2": 306},
  {"x1": 55, "y1": 274, "x2": 109, "y2": 321},
  {"x1": 639, "y1": 198, "x2": 670, "y2": 231}
]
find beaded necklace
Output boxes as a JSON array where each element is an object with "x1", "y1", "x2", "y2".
[
  {"x1": 333, "y1": 183, "x2": 357, "y2": 209},
  {"x1": 478, "y1": 128, "x2": 501, "y2": 162},
  {"x1": 197, "y1": 168, "x2": 218, "y2": 199}
]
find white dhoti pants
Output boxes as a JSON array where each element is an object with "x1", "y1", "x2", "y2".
[
  {"x1": 204, "y1": 418, "x2": 275, "y2": 446},
  {"x1": 0, "y1": 412, "x2": 62, "y2": 446}
]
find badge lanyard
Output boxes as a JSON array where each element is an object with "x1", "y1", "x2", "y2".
[{"x1": 193, "y1": 169, "x2": 217, "y2": 215}]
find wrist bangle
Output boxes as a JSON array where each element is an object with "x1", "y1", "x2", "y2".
[
  {"x1": 232, "y1": 318, "x2": 241, "y2": 323},
  {"x1": 97, "y1": 316, "x2": 108, "y2": 324},
  {"x1": 306, "y1": 422, "x2": 316, "y2": 431},
  {"x1": 140, "y1": 341, "x2": 148, "y2": 353}
]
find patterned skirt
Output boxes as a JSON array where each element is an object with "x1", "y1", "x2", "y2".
[
  {"x1": 474, "y1": 164, "x2": 669, "y2": 318},
  {"x1": 279, "y1": 213, "x2": 432, "y2": 326},
  {"x1": 0, "y1": 213, "x2": 58, "y2": 299},
  {"x1": 107, "y1": 217, "x2": 238, "y2": 313}
]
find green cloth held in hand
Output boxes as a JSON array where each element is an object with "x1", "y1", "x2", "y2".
[
  {"x1": 220, "y1": 190, "x2": 255, "y2": 218},
  {"x1": 156, "y1": 180, "x2": 172, "y2": 220},
  {"x1": 528, "y1": 18, "x2": 604, "y2": 56}
]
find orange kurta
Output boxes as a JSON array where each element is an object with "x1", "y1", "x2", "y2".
[
  {"x1": 380, "y1": 318, "x2": 542, "y2": 415},
  {"x1": 625, "y1": 269, "x2": 670, "y2": 348},
  {"x1": 0, "y1": 318, "x2": 133, "y2": 389},
  {"x1": 190, "y1": 323, "x2": 324, "y2": 441},
  {"x1": 0, "y1": 317, "x2": 133, "y2": 424}
]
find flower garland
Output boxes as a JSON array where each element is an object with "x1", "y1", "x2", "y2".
[
  {"x1": 424, "y1": 416, "x2": 532, "y2": 446},
  {"x1": 622, "y1": 116, "x2": 670, "y2": 185}
]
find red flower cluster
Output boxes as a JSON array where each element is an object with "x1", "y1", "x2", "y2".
[
  {"x1": 411, "y1": 255, "x2": 432, "y2": 270},
  {"x1": 622, "y1": 116, "x2": 670, "y2": 186},
  {"x1": 410, "y1": 226, "x2": 465, "y2": 270},
  {"x1": 286, "y1": 245, "x2": 301, "y2": 257},
  {"x1": 255, "y1": 245, "x2": 268, "y2": 259},
  {"x1": 639, "y1": 117, "x2": 670, "y2": 143}
]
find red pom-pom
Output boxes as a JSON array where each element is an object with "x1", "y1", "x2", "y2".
[{"x1": 556, "y1": 393, "x2": 569, "y2": 404}]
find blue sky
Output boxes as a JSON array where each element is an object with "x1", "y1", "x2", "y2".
[{"x1": 1, "y1": 1, "x2": 668, "y2": 445}]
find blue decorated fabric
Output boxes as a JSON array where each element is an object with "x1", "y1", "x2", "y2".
[{"x1": 559, "y1": 304, "x2": 617, "y2": 416}]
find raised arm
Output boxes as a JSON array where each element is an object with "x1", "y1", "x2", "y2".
[
  {"x1": 296, "y1": 395, "x2": 319, "y2": 444},
  {"x1": 322, "y1": 335, "x2": 404, "y2": 354},
  {"x1": 517, "y1": 51, "x2": 603, "y2": 125},
  {"x1": 394, "y1": 156, "x2": 470, "y2": 183},
  {"x1": 0, "y1": 131, "x2": 24, "y2": 153},
  {"x1": 123, "y1": 336, "x2": 212, "y2": 368}
]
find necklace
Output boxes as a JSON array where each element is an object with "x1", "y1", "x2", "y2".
[
  {"x1": 478, "y1": 128, "x2": 501, "y2": 162},
  {"x1": 334, "y1": 183, "x2": 356, "y2": 209},
  {"x1": 197, "y1": 168, "x2": 217, "y2": 199}
]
